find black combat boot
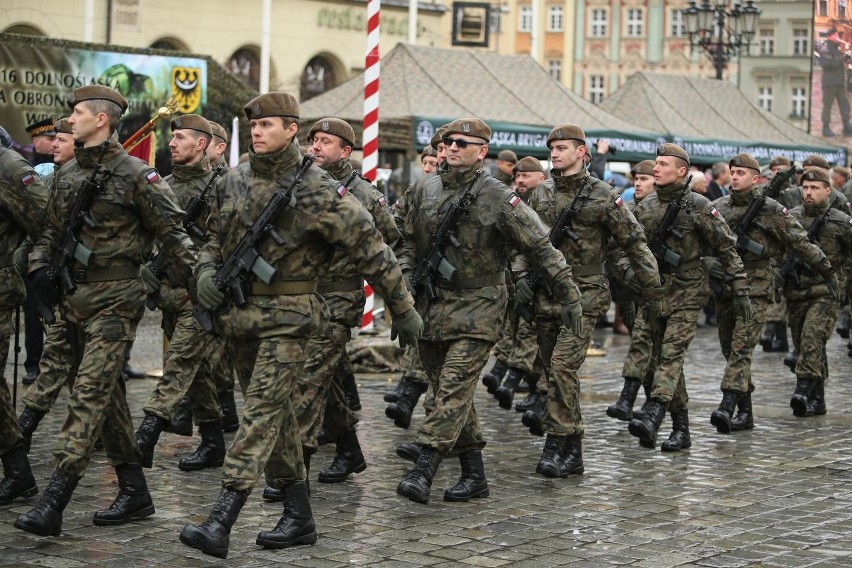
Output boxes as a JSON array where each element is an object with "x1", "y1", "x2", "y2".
[
  {"x1": 837, "y1": 312, "x2": 851, "y2": 339},
  {"x1": 759, "y1": 322, "x2": 776, "y2": 350},
  {"x1": 93, "y1": 463, "x2": 155, "y2": 525},
  {"x1": 385, "y1": 378, "x2": 428, "y2": 429},
  {"x1": 633, "y1": 384, "x2": 652, "y2": 422},
  {"x1": 444, "y1": 450, "x2": 489, "y2": 502},
  {"x1": 135, "y1": 413, "x2": 168, "y2": 469},
  {"x1": 770, "y1": 325, "x2": 789, "y2": 353},
  {"x1": 494, "y1": 368, "x2": 525, "y2": 409},
  {"x1": 397, "y1": 445, "x2": 443, "y2": 504},
  {"x1": 0, "y1": 442, "x2": 38, "y2": 504},
  {"x1": 165, "y1": 396, "x2": 193, "y2": 436},
  {"x1": 179, "y1": 420, "x2": 226, "y2": 471},
  {"x1": 396, "y1": 442, "x2": 421, "y2": 462},
  {"x1": 481, "y1": 359, "x2": 508, "y2": 394},
  {"x1": 661, "y1": 408, "x2": 691, "y2": 452},
  {"x1": 606, "y1": 379, "x2": 641, "y2": 421},
  {"x1": 219, "y1": 390, "x2": 240, "y2": 433},
  {"x1": 808, "y1": 381, "x2": 827, "y2": 416},
  {"x1": 384, "y1": 373, "x2": 406, "y2": 403},
  {"x1": 179, "y1": 487, "x2": 249, "y2": 559},
  {"x1": 522, "y1": 392, "x2": 547, "y2": 436},
  {"x1": 710, "y1": 390, "x2": 742, "y2": 434},
  {"x1": 318, "y1": 428, "x2": 367, "y2": 483},
  {"x1": 536, "y1": 434, "x2": 567, "y2": 478},
  {"x1": 561, "y1": 434, "x2": 585, "y2": 476},
  {"x1": 731, "y1": 386, "x2": 755, "y2": 431},
  {"x1": 263, "y1": 447, "x2": 313, "y2": 502},
  {"x1": 790, "y1": 377, "x2": 814, "y2": 417},
  {"x1": 515, "y1": 390, "x2": 545, "y2": 413},
  {"x1": 316, "y1": 429, "x2": 333, "y2": 445},
  {"x1": 628, "y1": 399, "x2": 667, "y2": 447},
  {"x1": 784, "y1": 350, "x2": 798, "y2": 372},
  {"x1": 256, "y1": 481, "x2": 317, "y2": 549},
  {"x1": 341, "y1": 369, "x2": 361, "y2": 411},
  {"x1": 14, "y1": 469, "x2": 80, "y2": 537},
  {"x1": 17, "y1": 407, "x2": 45, "y2": 453}
]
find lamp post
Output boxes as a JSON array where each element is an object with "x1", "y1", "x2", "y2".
[{"x1": 682, "y1": 0, "x2": 761, "y2": 80}]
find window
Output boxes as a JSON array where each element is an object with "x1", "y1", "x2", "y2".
[
  {"x1": 791, "y1": 87, "x2": 807, "y2": 118},
  {"x1": 548, "y1": 59, "x2": 562, "y2": 81},
  {"x1": 626, "y1": 8, "x2": 643, "y2": 37},
  {"x1": 547, "y1": 5, "x2": 563, "y2": 32},
  {"x1": 519, "y1": 5, "x2": 532, "y2": 32},
  {"x1": 839, "y1": 0, "x2": 848, "y2": 17},
  {"x1": 792, "y1": 29, "x2": 808, "y2": 56},
  {"x1": 759, "y1": 29, "x2": 774, "y2": 56},
  {"x1": 758, "y1": 86, "x2": 773, "y2": 112},
  {"x1": 590, "y1": 8, "x2": 607, "y2": 37},
  {"x1": 818, "y1": 0, "x2": 828, "y2": 16},
  {"x1": 670, "y1": 9, "x2": 685, "y2": 38},
  {"x1": 589, "y1": 75, "x2": 605, "y2": 104}
]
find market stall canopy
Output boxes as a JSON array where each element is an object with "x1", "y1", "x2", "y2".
[
  {"x1": 300, "y1": 43, "x2": 659, "y2": 160},
  {"x1": 601, "y1": 71, "x2": 846, "y2": 165}
]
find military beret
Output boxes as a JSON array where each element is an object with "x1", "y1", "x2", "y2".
[
  {"x1": 0, "y1": 125, "x2": 11, "y2": 148},
  {"x1": 443, "y1": 118, "x2": 492, "y2": 143},
  {"x1": 769, "y1": 156, "x2": 791, "y2": 168},
  {"x1": 801, "y1": 168, "x2": 830, "y2": 184},
  {"x1": 547, "y1": 124, "x2": 586, "y2": 148},
  {"x1": 631, "y1": 159, "x2": 656, "y2": 176},
  {"x1": 831, "y1": 165, "x2": 850, "y2": 179},
  {"x1": 26, "y1": 117, "x2": 56, "y2": 137},
  {"x1": 420, "y1": 145, "x2": 437, "y2": 159},
  {"x1": 656, "y1": 143, "x2": 690, "y2": 166},
  {"x1": 53, "y1": 117, "x2": 73, "y2": 135},
  {"x1": 170, "y1": 114, "x2": 213, "y2": 138},
  {"x1": 803, "y1": 154, "x2": 830, "y2": 169},
  {"x1": 243, "y1": 92, "x2": 299, "y2": 120},
  {"x1": 67, "y1": 85, "x2": 128, "y2": 114},
  {"x1": 431, "y1": 123, "x2": 449, "y2": 150},
  {"x1": 209, "y1": 121, "x2": 228, "y2": 144},
  {"x1": 513, "y1": 156, "x2": 544, "y2": 174},
  {"x1": 309, "y1": 117, "x2": 356, "y2": 148},
  {"x1": 497, "y1": 149, "x2": 518, "y2": 163},
  {"x1": 728, "y1": 153, "x2": 760, "y2": 173}
]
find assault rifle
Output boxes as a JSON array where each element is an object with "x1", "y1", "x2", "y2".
[
  {"x1": 734, "y1": 189, "x2": 771, "y2": 257},
  {"x1": 648, "y1": 187, "x2": 688, "y2": 270},
  {"x1": 516, "y1": 180, "x2": 589, "y2": 324},
  {"x1": 779, "y1": 196, "x2": 839, "y2": 286},
  {"x1": 37, "y1": 140, "x2": 111, "y2": 324},
  {"x1": 409, "y1": 171, "x2": 482, "y2": 304},
  {"x1": 193, "y1": 154, "x2": 315, "y2": 332},
  {"x1": 763, "y1": 163, "x2": 803, "y2": 200},
  {"x1": 145, "y1": 164, "x2": 226, "y2": 310}
]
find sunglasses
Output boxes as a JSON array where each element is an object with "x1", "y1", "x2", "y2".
[{"x1": 442, "y1": 137, "x2": 485, "y2": 149}]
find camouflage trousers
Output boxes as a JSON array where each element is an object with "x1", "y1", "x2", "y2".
[
  {"x1": 224, "y1": 337, "x2": 308, "y2": 492},
  {"x1": 143, "y1": 306, "x2": 224, "y2": 424},
  {"x1": 621, "y1": 310, "x2": 658, "y2": 388},
  {"x1": 491, "y1": 298, "x2": 513, "y2": 363},
  {"x1": 22, "y1": 309, "x2": 77, "y2": 413},
  {"x1": 0, "y1": 310, "x2": 23, "y2": 455},
  {"x1": 416, "y1": 338, "x2": 492, "y2": 455},
  {"x1": 764, "y1": 294, "x2": 787, "y2": 324},
  {"x1": 788, "y1": 295, "x2": 839, "y2": 383},
  {"x1": 717, "y1": 295, "x2": 770, "y2": 393},
  {"x1": 54, "y1": 317, "x2": 140, "y2": 476},
  {"x1": 400, "y1": 343, "x2": 428, "y2": 385}
]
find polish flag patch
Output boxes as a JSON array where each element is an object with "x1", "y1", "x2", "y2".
[
  {"x1": 614, "y1": 196, "x2": 624, "y2": 207},
  {"x1": 21, "y1": 173, "x2": 35, "y2": 186},
  {"x1": 336, "y1": 184, "x2": 348, "y2": 198},
  {"x1": 145, "y1": 170, "x2": 160, "y2": 183},
  {"x1": 508, "y1": 193, "x2": 521, "y2": 207},
  {"x1": 378, "y1": 196, "x2": 386, "y2": 206},
  {"x1": 709, "y1": 207, "x2": 719, "y2": 218},
  {"x1": 782, "y1": 207, "x2": 789, "y2": 215}
]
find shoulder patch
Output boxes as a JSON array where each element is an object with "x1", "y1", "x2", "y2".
[
  {"x1": 145, "y1": 169, "x2": 160, "y2": 184},
  {"x1": 709, "y1": 207, "x2": 719, "y2": 218},
  {"x1": 508, "y1": 192, "x2": 521, "y2": 207},
  {"x1": 782, "y1": 207, "x2": 789, "y2": 215},
  {"x1": 336, "y1": 184, "x2": 348, "y2": 198},
  {"x1": 614, "y1": 196, "x2": 624, "y2": 207},
  {"x1": 378, "y1": 195, "x2": 386, "y2": 206},
  {"x1": 21, "y1": 172, "x2": 35, "y2": 186}
]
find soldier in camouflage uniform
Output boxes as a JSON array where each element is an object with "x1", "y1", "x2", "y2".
[
  {"x1": 781, "y1": 168, "x2": 851, "y2": 417},
  {"x1": 178, "y1": 93, "x2": 421, "y2": 559},
  {"x1": 15, "y1": 85, "x2": 197, "y2": 537},
  {"x1": 514, "y1": 125, "x2": 660, "y2": 477},
  {"x1": 706, "y1": 154, "x2": 831, "y2": 433},
  {"x1": 207, "y1": 121, "x2": 230, "y2": 172},
  {"x1": 625, "y1": 144, "x2": 751, "y2": 451},
  {"x1": 395, "y1": 118, "x2": 583, "y2": 504},
  {"x1": 0, "y1": 125, "x2": 47, "y2": 505}
]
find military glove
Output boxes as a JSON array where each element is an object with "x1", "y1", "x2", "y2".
[
  {"x1": 560, "y1": 301, "x2": 583, "y2": 336},
  {"x1": 391, "y1": 308, "x2": 423, "y2": 349},
  {"x1": 623, "y1": 267, "x2": 642, "y2": 297},
  {"x1": 706, "y1": 257, "x2": 725, "y2": 281},
  {"x1": 29, "y1": 267, "x2": 59, "y2": 307},
  {"x1": 141, "y1": 265, "x2": 160, "y2": 295},
  {"x1": 13, "y1": 245, "x2": 27, "y2": 274},
  {"x1": 642, "y1": 298, "x2": 663, "y2": 323},
  {"x1": 826, "y1": 273, "x2": 839, "y2": 300},
  {"x1": 618, "y1": 300, "x2": 636, "y2": 330},
  {"x1": 733, "y1": 295, "x2": 753, "y2": 323},
  {"x1": 197, "y1": 268, "x2": 225, "y2": 311},
  {"x1": 515, "y1": 278, "x2": 535, "y2": 305}
]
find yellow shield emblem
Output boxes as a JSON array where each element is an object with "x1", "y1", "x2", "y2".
[{"x1": 171, "y1": 67, "x2": 202, "y2": 113}]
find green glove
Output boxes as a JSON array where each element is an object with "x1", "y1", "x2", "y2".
[
  {"x1": 733, "y1": 295, "x2": 753, "y2": 322},
  {"x1": 515, "y1": 278, "x2": 535, "y2": 304},
  {"x1": 618, "y1": 300, "x2": 636, "y2": 330},
  {"x1": 392, "y1": 308, "x2": 423, "y2": 349},
  {"x1": 623, "y1": 267, "x2": 642, "y2": 296},
  {"x1": 643, "y1": 298, "x2": 663, "y2": 322},
  {"x1": 197, "y1": 268, "x2": 225, "y2": 311},
  {"x1": 560, "y1": 301, "x2": 583, "y2": 336},
  {"x1": 141, "y1": 265, "x2": 160, "y2": 295},
  {"x1": 706, "y1": 257, "x2": 724, "y2": 281}
]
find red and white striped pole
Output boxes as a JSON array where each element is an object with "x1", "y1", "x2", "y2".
[
  {"x1": 362, "y1": 0, "x2": 380, "y2": 182},
  {"x1": 361, "y1": 281, "x2": 375, "y2": 331}
]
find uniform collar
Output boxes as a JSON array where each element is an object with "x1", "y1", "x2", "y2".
[
  {"x1": 171, "y1": 153, "x2": 211, "y2": 181},
  {"x1": 655, "y1": 179, "x2": 689, "y2": 203},
  {"x1": 439, "y1": 160, "x2": 483, "y2": 190},
  {"x1": 74, "y1": 136, "x2": 124, "y2": 168},
  {"x1": 323, "y1": 157, "x2": 354, "y2": 182},
  {"x1": 248, "y1": 141, "x2": 301, "y2": 179},
  {"x1": 730, "y1": 186, "x2": 757, "y2": 206}
]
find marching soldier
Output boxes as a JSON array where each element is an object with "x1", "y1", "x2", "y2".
[{"x1": 207, "y1": 120, "x2": 230, "y2": 170}]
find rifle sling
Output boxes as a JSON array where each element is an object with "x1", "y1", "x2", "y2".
[
  {"x1": 318, "y1": 277, "x2": 364, "y2": 294},
  {"x1": 251, "y1": 280, "x2": 317, "y2": 295},
  {"x1": 72, "y1": 265, "x2": 141, "y2": 283},
  {"x1": 436, "y1": 272, "x2": 505, "y2": 290}
]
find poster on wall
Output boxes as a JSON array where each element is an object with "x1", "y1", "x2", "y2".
[{"x1": 810, "y1": 1, "x2": 852, "y2": 144}]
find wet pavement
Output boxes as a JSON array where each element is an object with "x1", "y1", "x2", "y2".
[{"x1": 2, "y1": 310, "x2": 852, "y2": 567}]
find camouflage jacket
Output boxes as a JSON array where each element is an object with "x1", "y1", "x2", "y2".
[
  {"x1": 31, "y1": 138, "x2": 195, "y2": 323},
  {"x1": 0, "y1": 147, "x2": 48, "y2": 310},
  {"x1": 197, "y1": 141, "x2": 414, "y2": 339},
  {"x1": 784, "y1": 202, "x2": 852, "y2": 302},
  {"x1": 711, "y1": 188, "x2": 829, "y2": 299},
  {"x1": 633, "y1": 179, "x2": 748, "y2": 313},
  {"x1": 518, "y1": 170, "x2": 659, "y2": 318},
  {"x1": 398, "y1": 162, "x2": 580, "y2": 342}
]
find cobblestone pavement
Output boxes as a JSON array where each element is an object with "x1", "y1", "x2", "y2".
[{"x1": 2, "y1": 310, "x2": 852, "y2": 567}]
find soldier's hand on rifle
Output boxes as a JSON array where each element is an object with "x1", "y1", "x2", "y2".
[
  {"x1": 618, "y1": 300, "x2": 636, "y2": 330},
  {"x1": 560, "y1": 300, "x2": 583, "y2": 336},
  {"x1": 733, "y1": 295, "x2": 753, "y2": 322},
  {"x1": 706, "y1": 257, "x2": 725, "y2": 281},
  {"x1": 29, "y1": 267, "x2": 59, "y2": 306},
  {"x1": 197, "y1": 268, "x2": 225, "y2": 310},
  {"x1": 515, "y1": 278, "x2": 535, "y2": 304},
  {"x1": 141, "y1": 265, "x2": 160, "y2": 296},
  {"x1": 392, "y1": 308, "x2": 423, "y2": 349}
]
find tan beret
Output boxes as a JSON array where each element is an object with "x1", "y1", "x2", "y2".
[
  {"x1": 801, "y1": 168, "x2": 830, "y2": 184},
  {"x1": 513, "y1": 156, "x2": 544, "y2": 174},
  {"x1": 769, "y1": 156, "x2": 791, "y2": 168},
  {"x1": 547, "y1": 124, "x2": 586, "y2": 148},
  {"x1": 656, "y1": 143, "x2": 690, "y2": 166},
  {"x1": 170, "y1": 114, "x2": 212, "y2": 138},
  {"x1": 443, "y1": 118, "x2": 491, "y2": 143},
  {"x1": 421, "y1": 145, "x2": 437, "y2": 159},
  {"x1": 67, "y1": 85, "x2": 128, "y2": 114},
  {"x1": 631, "y1": 159, "x2": 655, "y2": 176},
  {"x1": 431, "y1": 123, "x2": 449, "y2": 150},
  {"x1": 803, "y1": 154, "x2": 830, "y2": 169},
  {"x1": 831, "y1": 165, "x2": 851, "y2": 178},
  {"x1": 728, "y1": 153, "x2": 760, "y2": 173},
  {"x1": 53, "y1": 117, "x2": 72, "y2": 135},
  {"x1": 498, "y1": 149, "x2": 518, "y2": 163},
  {"x1": 244, "y1": 92, "x2": 299, "y2": 120},
  {"x1": 209, "y1": 121, "x2": 228, "y2": 144},
  {"x1": 309, "y1": 117, "x2": 356, "y2": 148}
]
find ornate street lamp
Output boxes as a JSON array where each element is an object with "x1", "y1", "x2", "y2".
[{"x1": 682, "y1": 0, "x2": 761, "y2": 80}]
